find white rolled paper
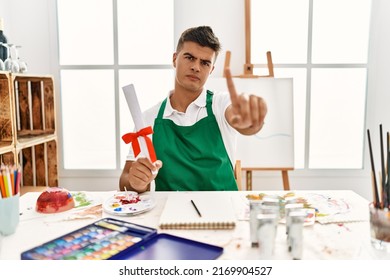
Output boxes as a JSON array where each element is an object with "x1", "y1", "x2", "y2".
[
  {"x1": 122, "y1": 84, "x2": 151, "y2": 160},
  {"x1": 122, "y1": 84, "x2": 158, "y2": 190}
]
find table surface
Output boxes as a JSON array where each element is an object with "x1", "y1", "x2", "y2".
[{"x1": 1, "y1": 189, "x2": 388, "y2": 260}]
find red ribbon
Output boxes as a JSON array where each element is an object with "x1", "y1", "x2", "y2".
[{"x1": 122, "y1": 126, "x2": 157, "y2": 162}]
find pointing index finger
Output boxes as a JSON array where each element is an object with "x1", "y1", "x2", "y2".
[{"x1": 224, "y1": 67, "x2": 239, "y2": 106}]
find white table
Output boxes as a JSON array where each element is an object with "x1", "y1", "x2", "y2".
[{"x1": 0, "y1": 190, "x2": 388, "y2": 260}]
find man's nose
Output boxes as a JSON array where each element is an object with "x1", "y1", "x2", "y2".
[{"x1": 191, "y1": 61, "x2": 200, "y2": 72}]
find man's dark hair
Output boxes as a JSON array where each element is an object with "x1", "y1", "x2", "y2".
[{"x1": 176, "y1": 26, "x2": 221, "y2": 60}]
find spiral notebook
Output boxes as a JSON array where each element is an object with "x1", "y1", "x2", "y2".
[{"x1": 158, "y1": 192, "x2": 236, "y2": 230}]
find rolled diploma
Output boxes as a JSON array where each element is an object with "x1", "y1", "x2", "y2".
[{"x1": 122, "y1": 84, "x2": 156, "y2": 163}]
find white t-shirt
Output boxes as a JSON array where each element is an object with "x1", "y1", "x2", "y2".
[{"x1": 126, "y1": 88, "x2": 238, "y2": 165}]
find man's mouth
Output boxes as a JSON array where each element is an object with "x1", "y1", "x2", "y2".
[{"x1": 187, "y1": 75, "x2": 200, "y2": 81}]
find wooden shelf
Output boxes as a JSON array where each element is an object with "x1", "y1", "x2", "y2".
[
  {"x1": 0, "y1": 144, "x2": 14, "y2": 154},
  {"x1": 17, "y1": 140, "x2": 58, "y2": 187},
  {"x1": 16, "y1": 133, "x2": 57, "y2": 150},
  {"x1": 0, "y1": 72, "x2": 58, "y2": 188},
  {"x1": 0, "y1": 71, "x2": 14, "y2": 150},
  {"x1": 0, "y1": 150, "x2": 16, "y2": 165}
]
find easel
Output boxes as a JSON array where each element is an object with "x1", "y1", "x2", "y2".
[{"x1": 225, "y1": 0, "x2": 293, "y2": 191}]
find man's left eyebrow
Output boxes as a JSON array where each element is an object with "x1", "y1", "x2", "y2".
[
  {"x1": 183, "y1": 52, "x2": 195, "y2": 58},
  {"x1": 200, "y1": 58, "x2": 212, "y2": 64},
  {"x1": 183, "y1": 52, "x2": 211, "y2": 64}
]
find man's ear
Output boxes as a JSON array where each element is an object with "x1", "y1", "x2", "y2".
[
  {"x1": 209, "y1": 65, "x2": 215, "y2": 75},
  {"x1": 173, "y1": 53, "x2": 177, "y2": 68}
]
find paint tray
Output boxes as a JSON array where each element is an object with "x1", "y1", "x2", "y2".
[
  {"x1": 111, "y1": 233, "x2": 223, "y2": 260},
  {"x1": 21, "y1": 217, "x2": 223, "y2": 260}
]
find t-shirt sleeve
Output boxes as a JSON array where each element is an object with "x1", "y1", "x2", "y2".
[
  {"x1": 212, "y1": 91, "x2": 238, "y2": 165},
  {"x1": 213, "y1": 91, "x2": 235, "y2": 131}
]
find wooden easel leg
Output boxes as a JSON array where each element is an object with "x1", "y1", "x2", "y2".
[
  {"x1": 246, "y1": 171, "x2": 252, "y2": 191},
  {"x1": 281, "y1": 170, "x2": 290, "y2": 191}
]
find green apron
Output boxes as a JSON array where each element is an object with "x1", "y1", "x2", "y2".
[{"x1": 153, "y1": 90, "x2": 238, "y2": 191}]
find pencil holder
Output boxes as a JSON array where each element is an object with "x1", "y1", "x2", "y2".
[
  {"x1": 369, "y1": 203, "x2": 390, "y2": 253},
  {"x1": 0, "y1": 194, "x2": 19, "y2": 236}
]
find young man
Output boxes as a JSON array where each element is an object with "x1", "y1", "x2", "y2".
[{"x1": 119, "y1": 26, "x2": 267, "y2": 192}]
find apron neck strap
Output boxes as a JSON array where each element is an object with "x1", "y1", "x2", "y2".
[
  {"x1": 206, "y1": 90, "x2": 214, "y2": 116},
  {"x1": 157, "y1": 90, "x2": 214, "y2": 119},
  {"x1": 157, "y1": 98, "x2": 168, "y2": 119}
]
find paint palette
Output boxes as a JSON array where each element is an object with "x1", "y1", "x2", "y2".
[
  {"x1": 103, "y1": 191, "x2": 155, "y2": 216},
  {"x1": 21, "y1": 218, "x2": 156, "y2": 260},
  {"x1": 21, "y1": 218, "x2": 224, "y2": 260}
]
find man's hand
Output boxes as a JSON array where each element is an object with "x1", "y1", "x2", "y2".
[
  {"x1": 225, "y1": 67, "x2": 267, "y2": 135},
  {"x1": 128, "y1": 158, "x2": 162, "y2": 192}
]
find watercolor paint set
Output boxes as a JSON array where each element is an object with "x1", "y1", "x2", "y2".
[{"x1": 21, "y1": 218, "x2": 223, "y2": 260}]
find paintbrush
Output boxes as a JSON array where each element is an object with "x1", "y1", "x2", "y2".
[
  {"x1": 367, "y1": 129, "x2": 380, "y2": 208},
  {"x1": 385, "y1": 131, "x2": 390, "y2": 209},
  {"x1": 380, "y1": 124, "x2": 386, "y2": 208},
  {"x1": 124, "y1": 186, "x2": 130, "y2": 201}
]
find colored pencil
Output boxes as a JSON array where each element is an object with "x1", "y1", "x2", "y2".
[
  {"x1": 2, "y1": 167, "x2": 10, "y2": 197},
  {"x1": 5, "y1": 166, "x2": 12, "y2": 198},
  {"x1": 0, "y1": 172, "x2": 4, "y2": 198},
  {"x1": 16, "y1": 165, "x2": 21, "y2": 195},
  {"x1": 10, "y1": 167, "x2": 15, "y2": 196}
]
